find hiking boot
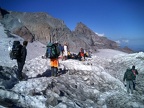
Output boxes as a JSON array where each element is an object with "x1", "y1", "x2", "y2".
[
  {"x1": 53, "y1": 67, "x2": 58, "y2": 77},
  {"x1": 53, "y1": 72, "x2": 57, "y2": 77},
  {"x1": 51, "y1": 67, "x2": 54, "y2": 76},
  {"x1": 19, "y1": 77, "x2": 24, "y2": 81},
  {"x1": 129, "y1": 93, "x2": 133, "y2": 96},
  {"x1": 51, "y1": 72, "x2": 54, "y2": 76}
]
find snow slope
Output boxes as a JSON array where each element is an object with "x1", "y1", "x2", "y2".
[{"x1": 95, "y1": 49, "x2": 127, "y2": 59}]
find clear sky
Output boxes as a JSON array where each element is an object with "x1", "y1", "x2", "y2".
[{"x1": 0, "y1": 0, "x2": 144, "y2": 51}]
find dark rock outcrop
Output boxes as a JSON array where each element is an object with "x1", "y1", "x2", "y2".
[
  {"x1": 0, "y1": 7, "x2": 10, "y2": 19},
  {"x1": 13, "y1": 26, "x2": 35, "y2": 42},
  {"x1": 0, "y1": 66, "x2": 18, "y2": 89},
  {"x1": 1, "y1": 13, "x2": 34, "y2": 42}
]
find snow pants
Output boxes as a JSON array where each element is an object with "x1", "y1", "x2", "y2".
[
  {"x1": 17, "y1": 61, "x2": 25, "y2": 80},
  {"x1": 126, "y1": 80, "x2": 133, "y2": 94},
  {"x1": 50, "y1": 58, "x2": 59, "y2": 77}
]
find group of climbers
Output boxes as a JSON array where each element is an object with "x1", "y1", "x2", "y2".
[
  {"x1": 67, "y1": 48, "x2": 91, "y2": 61},
  {"x1": 45, "y1": 41, "x2": 92, "y2": 77},
  {"x1": 9, "y1": 40, "x2": 139, "y2": 96}
]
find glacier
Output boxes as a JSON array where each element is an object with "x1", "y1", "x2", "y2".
[{"x1": 0, "y1": 23, "x2": 144, "y2": 108}]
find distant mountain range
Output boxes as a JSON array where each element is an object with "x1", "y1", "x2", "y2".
[{"x1": 0, "y1": 7, "x2": 133, "y2": 53}]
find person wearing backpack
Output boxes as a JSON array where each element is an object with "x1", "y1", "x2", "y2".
[
  {"x1": 123, "y1": 68, "x2": 135, "y2": 94},
  {"x1": 15, "y1": 41, "x2": 28, "y2": 81},
  {"x1": 46, "y1": 41, "x2": 60, "y2": 77},
  {"x1": 10, "y1": 41, "x2": 22, "y2": 60},
  {"x1": 131, "y1": 65, "x2": 138, "y2": 90}
]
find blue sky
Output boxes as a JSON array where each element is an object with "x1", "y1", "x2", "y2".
[{"x1": 0, "y1": 0, "x2": 144, "y2": 51}]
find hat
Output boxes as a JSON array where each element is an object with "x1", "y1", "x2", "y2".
[
  {"x1": 64, "y1": 42, "x2": 67, "y2": 45},
  {"x1": 55, "y1": 41, "x2": 58, "y2": 43},
  {"x1": 132, "y1": 65, "x2": 135, "y2": 69}
]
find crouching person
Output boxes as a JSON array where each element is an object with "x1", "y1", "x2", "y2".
[{"x1": 78, "y1": 48, "x2": 85, "y2": 61}]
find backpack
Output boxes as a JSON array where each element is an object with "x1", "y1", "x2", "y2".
[
  {"x1": 61, "y1": 45, "x2": 64, "y2": 52},
  {"x1": 46, "y1": 43, "x2": 60, "y2": 59},
  {"x1": 57, "y1": 44, "x2": 64, "y2": 52},
  {"x1": 132, "y1": 69, "x2": 138, "y2": 76},
  {"x1": 126, "y1": 69, "x2": 134, "y2": 80},
  {"x1": 10, "y1": 41, "x2": 22, "y2": 60}
]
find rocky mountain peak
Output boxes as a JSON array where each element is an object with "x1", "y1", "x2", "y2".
[
  {"x1": 0, "y1": 7, "x2": 9, "y2": 19},
  {"x1": 75, "y1": 22, "x2": 95, "y2": 36}
]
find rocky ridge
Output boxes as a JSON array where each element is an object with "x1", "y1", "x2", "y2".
[{"x1": 0, "y1": 8, "x2": 133, "y2": 53}]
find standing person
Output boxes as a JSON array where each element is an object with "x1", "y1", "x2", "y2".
[
  {"x1": 16, "y1": 41, "x2": 28, "y2": 80},
  {"x1": 46, "y1": 41, "x2": 60, "y2": 77},
  {"x1": 131, "y1": 65, "x2": 138, "y2": 90},
  {"x1": 58, "y1": 43, "x2": 64, "y2": 59},
  {"x1": 123, "y1": 68, "x2": 135, "y2": 94},
  {"x1": 63, "y1": 42, "x2": 68, "y2": 60}
]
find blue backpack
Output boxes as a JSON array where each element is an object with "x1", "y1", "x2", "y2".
[{"x1": 46, "y1": 43, "x2": 60, "y2": 59}]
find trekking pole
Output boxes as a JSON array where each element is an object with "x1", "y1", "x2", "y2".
[
  {"x1": 50, "y1": 30, "x2": 51, "y2": 43},
  {"x1": 50, "y1": 29, "x2": 55, "y2": 43}
]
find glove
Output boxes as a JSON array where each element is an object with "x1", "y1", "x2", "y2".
[{"x1": 123, "y1": 81, "x2": 126, "y2": 87}]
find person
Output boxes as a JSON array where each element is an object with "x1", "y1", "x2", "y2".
[
  {"x1": 16, "y1": 41, "x2": 28, "y2": 80},
  {"x1": 63, "y1": 42, "x2": 68, "y2": 60},
  {"x1": 67, "y1": 51, "x2": 72, "y2": 59},
  {"x1": 50, "y1": 41, "x2": 60, "y2": 77},
  {"x1": 88, "y1": 50, "x2": 92, "y2": 58},
  {"x1": 85, "y1": 51, "x2": 89, "y2": 57},
  {"x1": 131, "y1": 65, "x2": 138, "y2": 90},
  {"x1": 78, "y1": 48, "x2": 85, "y2": 61},
  {"x1": 123, "y1": 68, "x2": 135, "y2": 94},
  {"x1": 58, "y1": 43, "x2": 64, "y2": 59}
]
